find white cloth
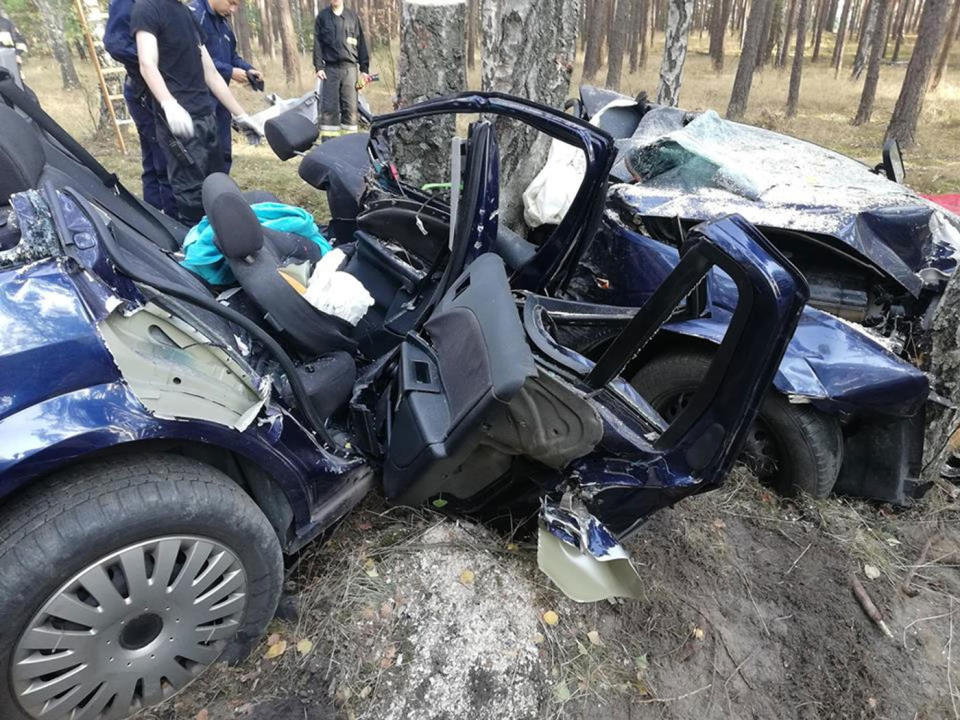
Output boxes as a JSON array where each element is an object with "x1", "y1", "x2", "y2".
[{"x1": 303, "y1": 249, "x2": 374, "y2": 326}]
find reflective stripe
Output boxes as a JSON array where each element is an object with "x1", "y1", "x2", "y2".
[{"x1": 340, "y1": 125, "x2": 358, "y2": 133}]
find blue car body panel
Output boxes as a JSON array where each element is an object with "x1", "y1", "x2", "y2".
[{"x1": 568, "y1": 213, "x2": 929, "y2": 419}]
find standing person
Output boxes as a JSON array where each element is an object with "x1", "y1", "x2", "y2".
[
  {"x1": 132, "y1": 0, "x2": 259, "y2": 224},
  {"x1": 313, "y1": 0, "x2": 372, "y2": 140},
  {"x1": 0, "y1": 10, "x2": 27, "y2": 66},
  {"x1": 105, "y1": 0, "x2": 177, "y2": 217},
  {"x1": 189, "y1": 0, "x2": 263, "y2": 172}
]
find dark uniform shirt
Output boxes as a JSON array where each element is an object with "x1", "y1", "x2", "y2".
[
  {"x1": 189, "y1": 0, "x2": 251, "y2": 83},
  {"x1": 104, "y1": 0, "x2": 143, "y2": 89},
  {"x1": 130, "y1": 0, "x2": 213, "y2": 115},
  {"x1": 313, "y1": 6, "x2": 369, "y2": 73}
]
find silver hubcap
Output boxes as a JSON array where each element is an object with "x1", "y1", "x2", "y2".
[{"x1": 12, "y1": 536, "x2": 247, "y2": 720}]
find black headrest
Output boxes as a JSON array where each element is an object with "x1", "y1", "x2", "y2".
[
  {"x1": 201, "y1": 173, "x2": 264, "y2": 259},
  {"x1": 0, "y1": 103, "x2": 45, "y2": 204},
  {"x1": 265, "y1": 110, "x2": 319, "y2": 161}
]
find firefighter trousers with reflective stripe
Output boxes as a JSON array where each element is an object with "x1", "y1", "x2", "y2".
[{"x1": 320, "y1": 63, "x2": 358, "y2": 137}]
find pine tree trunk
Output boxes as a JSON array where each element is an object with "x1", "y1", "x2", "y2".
[
  {"x1": 709, "y1": 0, "x2": 733, "y2": 69},
  {"x1": 727, "y1": 0, "x2": 772, "y2": 118},
  {"x1": 812, "y1": 0, "x2": 829, "y2": 59},
  {"x1": 657, "y1": 0, "x2": 694, "y2": 104},
  {"x1": 755, "y1": 0, "x2": 776, "y2": 67},
  {"x1": 786, "y1": 0, "x2": 809, "y2": 115},
  {"x1": 853, "y1": 0, "x2": 890, "y2": 122},
  {"x1": 259, "y1": 0, "x2": 275, "y2": 59},
  {"x1": 832, "y1": 0, "x2": 852, "y2": 72},
  {"x1": 35, "y1": 0, "x2": 80, "y2": 89},
  {"x1": 908, "y1": 0, "x2": 924, "y2": 30},
  {"x1": 583, "y1": 0, "x2": 609, "y2": 78},
  {"x1": 778, "y1": 0, "x2": 799, "y2": 65},
  {"x1": 481, "y1": 0, "x2": 580, "y2": 227},
  {"x1": 931, "y1": 0, "x2": 960, "y2": 87},
  {"x1": 234, "y1": 3, "x2": 254, "y2": 61},
  {"x1": 607, "y1": 0, "x2": 632, "y2": 88},
  {"x1": 395, "y1": 0, "x2": 466, "y2": 187},
  {"x1": 629, "y1": 0, "x2": 644, "y2": 70},
  {"x1": 891, "y1": 0, "x2": 909, "y2": 59},
  {"x1": 640, "y1": 0, "x2": 651, "y2": 64},
  {"x1": 277, "y1": 0, "x2": 301, "y2": 87},
  {"x1": 886, "y1": 0, "x2": 950, "y2": 144},
  {"x1": 759, "y1": 0, "x2": 783, "y2": 66},
  {"x1": 851, "y1": 0, "x2": 878, "y2": 77}
]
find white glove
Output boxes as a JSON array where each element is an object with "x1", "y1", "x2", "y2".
[
  {"x1": 161, "y1": 100, "x2": 194, "y2": 139},
  {"x1": 232, "y1": 112, "x2": 262, "y2": 138}
]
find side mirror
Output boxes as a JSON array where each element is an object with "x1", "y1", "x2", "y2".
[{"x1": 882, "y1": 138, "x2": 905, "y2": 184}]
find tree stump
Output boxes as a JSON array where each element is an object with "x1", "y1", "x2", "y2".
[
  {"x1": 480, "y1": 0, "x2": 580, "y2": 228},
  {"x1": 395, "y1": 0, "x2": 467, "y2": 188}
]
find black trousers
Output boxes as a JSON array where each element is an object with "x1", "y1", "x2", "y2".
[
  {"x1": 155, "y1": 110, "x2": 224, "y2": 225},
  {"x1": 320, "y1": 63, "x2": 358, "y2": 137}
]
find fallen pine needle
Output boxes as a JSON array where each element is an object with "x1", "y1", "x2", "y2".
[
  {"x1": 850, "y1": 572, "x2": 894, "y2": 640},
  {"x1": 637, "y1": 683, "x2": 712, "y2": 704}
]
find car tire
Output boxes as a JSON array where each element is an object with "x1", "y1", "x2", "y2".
[
  {"x1": 0, "y1": 453, "x2": 283, "y2": 720},
  {"x1": 630, "y1": 350, "x2": 843, "y2": 498}
]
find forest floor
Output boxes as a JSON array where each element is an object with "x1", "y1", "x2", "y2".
[{"x1": 19, "y1": 29, "x2": 960, "y2": 720}]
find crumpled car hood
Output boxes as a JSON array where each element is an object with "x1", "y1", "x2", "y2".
[{"x1": 612, "y1": 108, "x2": 960, "y2": 296}]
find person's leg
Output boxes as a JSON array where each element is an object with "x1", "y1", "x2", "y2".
[
  {"x1": 319, "y1": 64, "x2": 342, "y2": 141},
  {"x1": 123, "y1": 82, "x2": 163, "y2": 210},
  {"x1": 216, "y1": 104, "x2": 233, "y2": 174},
  {"x1": 155, "y1": 113, "x2": 220, "y2": 226},
  {"x1": 339, "y1": 64, "x2": 358, "y2": 135}
]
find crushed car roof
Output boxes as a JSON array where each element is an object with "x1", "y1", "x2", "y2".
[{"x1": 610, "y1": 107, "x2": 960, "y2": 296}]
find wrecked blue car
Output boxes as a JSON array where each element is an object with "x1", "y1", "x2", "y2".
[
  {"x1": 0, "y1": 72, "x2": 806, "y2": 719},
  {"x1": 294, "y1": 86, "x2": 944, "y2": 503}
]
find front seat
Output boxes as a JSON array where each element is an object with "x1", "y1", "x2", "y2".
[{"x1": 201, "y1": 173, "x2": 357, "y2": 358}]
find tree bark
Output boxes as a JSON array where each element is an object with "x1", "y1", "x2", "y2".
[
  {"x1": 812, "y1": 0, "x2": 829, "y2": 59},
  {"x1": 709, "y1": 0, "x2": 733, "y2": 69},
  {"x1": 778, "y1": 0, "x2": 799, "y2": 66},
  {"x1": 891, "y1": 0, "x2": 910, "y2": 59},
  {"x1": 259, "y1": 0, "x2": 275, "y2": 59},
  {"x1": 481, "y1": 0, "x2": 580, "y2": 227},
  {"x1": 35, "y1": 0, "x2": 80, "y2": 89},
  {"x1": 656, "y1": 0, "x2": 694, "y2": 105},
  {"x1": 467, "y1": 0, "x2": 478, "y2": 68},
  {"x1": 786, "y1": 0, "x2": 809, "y2": 115},
  {"x1": 276, "y1": 0, "x2": 301, "y2": 87},
  {"x1": 921, "y1": 270, "x2": 960, "y2": 487},
  {"x1": 727, "y1": 0, "x2": 772, "y2": 118},
  {"x1": 832, "y1": 0, "x2": 852, "y2": 73},
  {"x1": 582, "y1": 0, "x2": 609, "y2": 78},
  {"x1": 853, "y1": 0, "x2": 890, "y2": 122},
  {"x1": 755, "y1": 0, "x2": 777, "y2": 67},
  {"x1": 395, "y1": 0, "x2": 466, "y2": 187},
  {"x1": 234, "y1": 3, "x2": 255, "y2": 62},
  {"x1": 629, "y1": 0, "x2": 644, "y2": 70},
  {"x1": 886, "y1": 0, "x2": 950, "y2": 145},
  {"x1": 640, "y1": 0, "x2": 651, "y2": 65},
  {"x1": 931, "y1": 0, "x2": 960, "y2": 87},
  {"x1": 760, "y1": 0, "x2": 784, "y2": 67},
  {"x1": 851, "y1": 0, "x2": 878, "y2": 77},
  {"x1": 606, "y1": 0, "x2": 633, "y2": 88}
]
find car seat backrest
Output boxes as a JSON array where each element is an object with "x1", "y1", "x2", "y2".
[
  {"x1": 202, "y1": 174, "x2": 266, "y2": 260},
  {"x1": 0, "y1": 104, "x2": 45, "y2": 204}
]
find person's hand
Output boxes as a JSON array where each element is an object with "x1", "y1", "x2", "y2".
[
  {"x1": 316, "y1": 69, "x2": 326, "y2": 81},
  {"x1": 232, "y1": 112, "x2": 261, "y2": 138},
  {"x1": 362, "y1": 73, "x2": 373, "y2": 85},
  {"x1": 161, "y1": 99, "x2": 194, "y2": 139},
  {"x1": 231, "y1": 67, "x2": 247, "y2": 83},
  {"x1": 247, "y1": 69, "x2": 263, "y2": 84}
]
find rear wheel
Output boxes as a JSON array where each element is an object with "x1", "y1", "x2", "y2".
[
  {"x1": 631, "y1": 350, "x2": 843, "y2": 498},
  {"x1": 0, "y1": 454, "x2": 283, "y2": 720}
]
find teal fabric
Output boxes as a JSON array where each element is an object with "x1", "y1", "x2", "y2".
[{"x1": 180, "y1": 202, "x2": 333, "y2": 285}]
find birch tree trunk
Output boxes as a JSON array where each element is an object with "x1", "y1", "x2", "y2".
[
  {"x1": 481, "y1": 0, "x2": 580, "y2": 227},
  {"x1": 785, "y1": 0, "x2": 809, "y2": 116},
  {"x1": 852, "y1": 0, "x2": 890, "y2": 123},
  {"x1": 36, "y1": 0, "x2": 79, "y2": 89},
  {"x1": 656, "y1": 0, "x2": 694, "y2": 105},
  {"x1": 886, "y1": 0, "x2": 950, "y2": 145},
  {"x1": 395, "y1": 0, "x2": 466, "y2": 187},
  {"x1": 727, "y1": 0, "x2": 772, "y2": 119}
]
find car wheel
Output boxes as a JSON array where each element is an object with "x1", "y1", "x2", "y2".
[
  {"x1": 0, "y1": 454, "x2": 283, "y2": 720},
  {"x1": 631, "y1": 350, "x2": 843, "y2": 498}
]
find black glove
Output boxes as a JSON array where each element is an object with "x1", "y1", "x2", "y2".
[{"x1": 246, "y1": 69, "x2": 265, "y2": 92}]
